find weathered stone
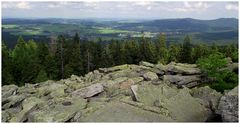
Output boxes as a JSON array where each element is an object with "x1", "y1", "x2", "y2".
[
  {"x1": 99, "y1": 64, "x2": 129, "y2": 73},
  {"x1": 191, "y1": 86, "x2": 222, "y2": 112},
  {"x1": 217, "y1": 86, "x2": 238, "y2": 122},
  {"x1": 139, "y1": 61, "x2": 154, "y2": 68},
  {"x1": 72, "y1": 83, "x2": 104, "y2": 98},
  {"x1": 9, "y1": 97, "x2": 45, "y2": 122},
  {"x1": 28, "y1": 97, "x2": 87, "y2": 122},
  {"x1": 130, "y1": 85, "x2": 138, "y2": 101},
  {"x1": 163, "y1": 75, "x2": 201, "y2": 88},
  {"x1": 2, "y1": 85, "x2": 18, "y2": 98},
  {"x1": 153, "y1": 63, "x2": 167, "y2": 74},
  {"x1": 143, "y1": 72, "x2": 158, "y2": 81},
  {"x1": 70, "y1": 75, "x2": 83, "y2": 82},
  {"x1": 163, "y1": 88, "x2": 209, "y2": 122},
  {"x1": 36, "y1": 83, "x2": 67, "y2": 98},
  {"x1": 2, "y1": 95, "x2": 26, "y2": 110},
  {"x1": 166, "y1": 62, "x2": 201, "y2": 75},
  {"x1": 119, "y1": 79, "x2": 135, "y2": 89},
  {"x1": 2, "y1": 111, "x2": 11, "y2": 122},
  {"x1": 80, "y1": 102, "x2": 173, "y2": 122},
  {"x1": 131, "y1": 83, "x2": 209, "y2": 122},
  {"x1": 151, "y1": 80, "x2": 162, "y2": 85},
  {"x1": 130, "y1": 77, "x2": 144, "y2": 84}
]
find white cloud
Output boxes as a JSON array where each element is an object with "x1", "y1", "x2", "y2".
[
  {"x1": 48, "y1": 4, "x2": 61, "y2": 8},
  {"x1": 225, "y1": 4, "x2": 238, "y2": 11},
  {"x1": 16, "y1": 2, "x2": 31, "y2": 9},
  {"x1": 132, "y1": 1, "x2": 152, "y2": 6},
  {"x1": 172, "y1": 2, "x2": 211, "y2": 12},
  {"x1": 2, "y1": 2, "x2": 15, "y2": 9},
  {"x1": 147, "y1": 6, "x2": 152, "y2": 10}
]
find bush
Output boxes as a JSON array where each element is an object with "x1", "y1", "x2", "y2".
[{"x1": 197, "y1": 53, "x2": 238, "y2": 92}]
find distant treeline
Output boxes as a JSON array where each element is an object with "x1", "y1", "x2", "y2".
[{"x1": 2, "y1": 33, "x2": 238, "y2": 86}]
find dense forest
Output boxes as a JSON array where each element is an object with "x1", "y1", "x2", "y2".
[{"x1": 2, "y1": 33, "x2": 238, "y2": 92}]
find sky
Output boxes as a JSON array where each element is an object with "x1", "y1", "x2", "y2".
[{"x1": 2, "y1": 1, "x2": 239, "y2": 20}]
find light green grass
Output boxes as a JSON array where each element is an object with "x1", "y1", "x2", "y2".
[
  {"x1": 2, "y1": 25, "x2": 19, "y2": 29},
  {"x1": 97, "y1": 27, "x2": 129, "y2": 34}
]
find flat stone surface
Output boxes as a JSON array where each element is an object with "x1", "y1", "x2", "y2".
[{"x1": 80, "y1": 102, "x2": 173, "y2": 122}]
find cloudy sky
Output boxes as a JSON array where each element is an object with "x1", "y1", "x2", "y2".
[{"x1": 2, "y1": 1, "x2": 239, "y2": 19}]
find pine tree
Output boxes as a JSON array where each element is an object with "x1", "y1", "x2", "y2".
[
  {"x1": 12, "y1": 37, "x2": 39, "y2": 85},
  {"x1": 155, "y1": 34, "x2": 168, "y2": 64},
  {"x1": 55, "y1": 35, "x2": 65, "y2": 79},
  {"x1": 139, "y1": 36, "x2": 155, "y2": 63},
  {"x1": 65, "y1": 33, "x2": 84, "y2": 76},
  {"x1": 180, "y1": 35, "x2": 193, "y2": 63},
  {"x1": 2, "y1": 42, "x2": 15, "y2": 85},
  {"x1": 168, "y1": 44, "x2": 181, "y2": 63}
]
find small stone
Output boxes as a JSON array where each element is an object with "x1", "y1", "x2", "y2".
[
  {"x1": 62, "y1": 101, "x2": 72, "y2": 106},
  {"x1": 143, "y1": 72, "x2": 158, "y2": 81}
]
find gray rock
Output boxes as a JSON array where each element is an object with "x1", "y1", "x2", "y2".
[
  {"x1": 2, "y1": 111, "x2": 11, "y2": 122},
  {"x1": 2, "y1": 85, "x2": 18, "y2": 98},
  {"x1": 129, "y1": 83, "x2": 209, "y2": 122},
  {"x1": 166, "y1": 63, "x2": 201, "y2": 75},
  {"x1": 143, "y1": 72, "x2": 158, "y2": 81},
  {"x1": 70, "y1": 75, "x2": 83, "y2": 82},
  {"x1": 139, "y1": 61, "x2": 154, "y2": 68},
  {"x1": 191, "y1": 86, "x2": 222, "y2": 112},
  {"x1": 99, "y1": 64, "x2": 129, "y2": 73},
  {"x1": 28, "y1": 97, "x2": 87, "y2": 122},
  {"x1": 2, "y1": 95, "x2": 26, "y2": 110},
  {"x1": 163, "y1": 75, "x2": 201, "y2": 88},
  {"x1": 217, "y1": 86, "x2": 238, "y2": 122},
  {"x1": 72, "y1": 83, "x2": 104, "y2": 98},
  {"x1": 9, "y1": 97, "x2": 45, "y2": 122},
  {"x1": 130, "y1": 85, "x2": 138, "y2": 101},
  {"x1": 80, "y1": 102, "x2": 173, "y2": 122}
]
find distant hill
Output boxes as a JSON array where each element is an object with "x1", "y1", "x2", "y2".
[
  {"x1": 113, "y1": 18, "x2": 238, "y2": 32},
  {"x1": 2, "y1": 18, "x2": 238, "y2": 48}
]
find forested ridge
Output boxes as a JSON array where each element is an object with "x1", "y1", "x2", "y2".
[{"x1": 2, "y1": 33, "x2": 238, "y2": 91}]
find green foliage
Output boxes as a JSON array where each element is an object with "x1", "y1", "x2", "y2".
[
  {"x1": 11, "y1": 36, "x2": 39, "y2": 85},
  {"x1": 139, "y1": 36, "x2": 155, "y2": 63},
  {"x1": 197, "y1": 53, "x2": 238, "y2": 92},
  {"x1": 155, "y1": 34, "x2": 168, "y2": 64},
  {"x1": 2, "y1": 42, "x2": 15, "y2": 85},
  {"x1": 35, "y1": 69, "x2": 48, "y2": 83},
  {"x1": 2, "y1": 34, "x2": 238, "y2": 87},
  {"x1": 180, "y1": 35, "x2": 193, "y2": 63},
  {"x1": 168, "y1": 44, "x2": 181, "y2": 63}
]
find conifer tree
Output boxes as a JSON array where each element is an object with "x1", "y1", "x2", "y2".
[{"x1": 180, "y1": 35, "x2": 193, "y2": 63}]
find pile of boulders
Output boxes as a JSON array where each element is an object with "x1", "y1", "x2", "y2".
[{"x1": 2, "y1": 61, "x2": 238, "y2": 122}]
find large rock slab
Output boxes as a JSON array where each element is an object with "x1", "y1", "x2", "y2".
[
  {"x1": 130, "y1": 83, "x2": 209, "y2": 122},
  {"x1": 191, "y1": 86, "x2": 222, "y2": 112},
  {"x1": 72, "y1": 83, "x2": 104, "y2": 98},
  {"x1": 36, "y1": 83, "x2": 67, "y2": 98},
  {"x1": 28, "y1": 97, "x2": 87, "y2": 122},
  {"x1": 99, "y1": 64, "x2": 129, "y2": 73},
  {"x1": 2, "y1": 85, "x2": 18, "y2": 98},
  {"x1": 2, "y1": 95, "x2": 26, "y2": 110},
  {"x1": 80, "y1": 102, "x2": 173, "y2": 122},
  {"x1": 163, "y1": 75, "x2": 201, "y2": 88},
  {"x1": 9, "y1": 97, "x2": 45, "y2": 122},
  {"x1": 166, "y1": 62, "x2": 201, "y2": 75},
  {"x1": 139, "y1": 61, "x2": 154, "y2": 68},
  {"x1": 217, "y1": 86, "x2": 238, "y2": 122}
]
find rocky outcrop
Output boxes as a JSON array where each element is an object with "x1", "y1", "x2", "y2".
[
  {"x1": 217, "y1": 86, "x2": 238, "y2": 122},
  {"x1": 1, "y1": 61, "x2": 238, "y2": 122}
]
